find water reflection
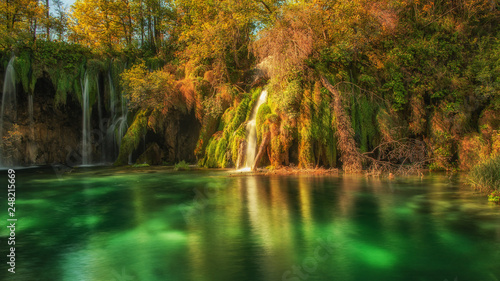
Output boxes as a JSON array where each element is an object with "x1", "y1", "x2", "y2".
[{"x1": 2, "y1": 170, "x2": 500, "y2": 281}]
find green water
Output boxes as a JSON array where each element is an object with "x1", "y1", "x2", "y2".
[{"x1": 1, "y1": 168, "x2": 500, "y2": 281}]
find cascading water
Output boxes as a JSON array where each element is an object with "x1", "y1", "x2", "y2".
[
  {"x1": 81, "y1": 73, "x2": 91, "y2": 165},
  {"x1": 28, "y1": 94, "x2": 34, "y2": 125},
  {"x1": 104, "y1": 71, "x2": 128, "y2": 163},
  {"x1": 97, "y1": 84, "x2": 103, "y2": 163},
  {"x1": 27, "y1": 93, "x2": 37, "y2": 164},
  {"x1": 0, "y1": 57, "x2": 17, "y2": 166},
  {"x1": 79, "y1": 69, "x2": 129, "y2": 165},
  {"x1": 242, "y1": 89, "x2": 268, "y2": 170}
]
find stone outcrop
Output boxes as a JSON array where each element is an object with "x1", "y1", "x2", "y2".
[
  {"x1": 162, "y1": 109, "x2": 201, "y2": 164},
  {"x1": 1, "y1": 76, "x2": 82, "y2": 166}
]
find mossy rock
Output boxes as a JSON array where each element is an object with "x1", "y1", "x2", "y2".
[{"x1": 115, "y1": 110, "x2": 148, "y2": 166}]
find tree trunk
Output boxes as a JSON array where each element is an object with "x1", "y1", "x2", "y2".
[
  {"x1": 46, "y1": 0, "x2": 50, "y2": 41},
  {"x1": 252, "y1": 132, "x2": 270, "y2": 171},
  {"x1": 320, "y1": 76, "x2": 362, "y2": 173},
  {"x1": 33, "y1": 18, "x2": 37, "y2": 42},
  {"x1": 148, "y1": 14, "x2": 154, "y2": 51},
  {"x1": 140, "y1": 0, "x2": 144, "y2": 45},
  {"x1": 126, "y1": 0, "x2": 133, "y2": 45}
]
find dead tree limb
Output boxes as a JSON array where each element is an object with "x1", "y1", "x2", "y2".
[
  {"x1": 320, "y1": 76, "x2": 362, "y2": 173},
  {"x1": 252, "y1": 132, "x2": 271, "y2": 171}
]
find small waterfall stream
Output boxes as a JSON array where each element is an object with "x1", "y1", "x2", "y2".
[
  {"x1": 81, "y1": 73, "x2": 91, "y2": 165},
  {"x1": 105, "y1": 71, "x2": 128, "y2": 163},
  {"x1": 0, "y1": 60, "x2": 129, "y2": 167},
  {"x1": 27, "y1": 93, "x2": 37, "y2": 163},
  {"x1": 0, "y1": 57, "x2": 17, "y2": 166},
  {"x1": 97, "y1": 83, "x2": 104, "y2": 163},
  {"x1": 80, "y1": 69, "x2": 129, "y2": 166},
  {"x1": 28, "y1": 94, "x2": 34, "y2": 127},
  {"x1": 242, "y1": 89, "x2": 268, "y2": 170}
]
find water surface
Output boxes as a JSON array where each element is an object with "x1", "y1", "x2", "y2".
[{"x1": 1, "y1": 168, "x2": 499, "y2": 281}]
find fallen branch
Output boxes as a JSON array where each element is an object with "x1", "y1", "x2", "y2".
[{"x1": 252, "y1": 132, "x2": 270, "y2": 171}]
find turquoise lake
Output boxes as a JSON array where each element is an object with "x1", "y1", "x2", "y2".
[{"x1": 1, "y1": 167, "x2": 499, "y2": 281}]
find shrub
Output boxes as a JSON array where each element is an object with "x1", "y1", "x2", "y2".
[
  {"x1": 488, "y1": 191, "x2": 500, "y2": 204},
  {"x1": 458, "y1": 134, "x2": 489, "y2": 171},
  {"x1": 174, "y1": 160, "x2": 190, "y2": 171},
  {"x1": 467, "y1": 155, "x2": 500, "y2": 191}
]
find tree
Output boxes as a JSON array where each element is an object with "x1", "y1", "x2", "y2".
[
  {"x1": 52, "y1": 0, "x2": 68, "y2": 41},
  {"x1": 120, "y1": 61, "x2": 183, "y2": 113},
  {"x1": 0, "y1": 0, "x2": 45, "y2": 48},
  {"x1": 69, "y1": 0, "x2": 133, "y2": 53},
  {"x1": 176, "y1": 0, "x2": 279, "y2": 85}
]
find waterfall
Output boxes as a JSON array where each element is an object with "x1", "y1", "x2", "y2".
[
  {"x1": 82, "y1": 73, "x2": 91, "y2": 165},
  {"x1": 27, "y1": 94, "x2": 37, "y2": 164},
  {"x1": 28, "y1": 94, "x2": 34, "y2": 125},
  {"x1": 109, "y1": 72, "x2": 116, "y2": 119},
  {"x1": 79, "y1": 69, "x2": 128, "y2": 165},
  {"x1": 104, "y1": 71, "x2": 128, "y2": 163},
  {"x1": 0, "y1": 57, "x2": 17, "y2": 166},
  {"x1": 242, "y1": 89, "x2": 268, "y2": 170},
  {"x1": 96, "y1": 82, "x2": 105, "y2": 163}
]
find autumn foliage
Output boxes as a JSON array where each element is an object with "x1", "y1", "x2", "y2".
[{"x1": 1, "y1": 0, "x2": 500, "y2": 173}]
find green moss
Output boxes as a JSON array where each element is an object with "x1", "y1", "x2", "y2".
[
  {"x1": 14, "y1": 53, "x2": 32, "y2": 94},
  {"x1": 55, "y1": 72, "x2": 70, "y2": 106},
  {"x1": 202, "y1": 136, "x2": 219, "y2": 168},
  {"x1": 87, "y1": 59, "x2": 105, "y2": 76},
  {"x1": 299, "y1": 124, "x2": 315, "y2": 168},
  {"x1": 110, "y1": 59, "x2": 126, "y2": 94},
  {"x1": 349, "y1": 93, "x2": 379, "y2": 153},
  {"x1": 247, "y1": 87, "x2": 262, "y2": 120},
  {"x1": 21, "y1": 41, "x2": 92, "y2": 104},
  {"x1": 297, "y1": 84, "x2": 338, "y2": 167},
  {"x1": 223, "y1": 97, "x2": 250, "y2": 134},
  {"x1": 358, "y1": 96, "x2": 378, "y2": 153},
  {"x1": 233, "y1": 98, "x2": 251, "y2": 130},
  {"x1": 270, "y1": 79, "x2": 301, "y2": 115},
  {"x1": 230, "y1": 125, "x2": 247, "y2": 165},
  {"x1": 145, "y1": 56, "x2": 166, "y2": 71},
  {"x1": 10, "y1": 41, "x2": 110, "y2": 107},
  {"x1": 46, "y1": 67, "x2": 83, "y2": 106},
  {"x1": 250, "y1": 87, "x2": 262, "y2": 103},
  {"x1": 215, "y1": 137, "x2": 229, "y2": 168},
  {"x1": 200, "y1": 89, "x2": 263, "y2": 168},
  {"x1": 318, "y1": 99, "x2": 337, "y2": 167},
  {"x1": 219, "y1": 107, "x2": 234, "y2": 131},
  {"x1": 114, "y1": 110, "x2": 148, "y2": 166},
  {"x1": 256, "y1": 103, "x2": 271, "y2": 143},
  {"x1": 488, "y1": 191, "x2": 500, "y2": 203},
  {"x1": 194, "y1": 115, "x2": 219, "y2": 160}
]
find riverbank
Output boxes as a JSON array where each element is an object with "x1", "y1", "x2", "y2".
[{"x1": 467, "y1": 155, "x2": 500, "y2": 204}]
